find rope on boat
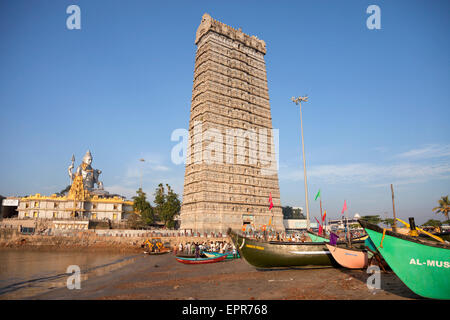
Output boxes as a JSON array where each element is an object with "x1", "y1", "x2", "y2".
[
  {"x1": 380, "y1": 228, "x2": 386, "y2": 248},
  {"x1": 239, "y1": 237, "x2": 245, "y2": 250}
]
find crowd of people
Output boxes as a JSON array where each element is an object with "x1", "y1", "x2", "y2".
[
  {"x1": 243, "y1": 231, "x2": 310, "y2": 242},
  {"x1": 170, "y1": 229, "x2": 366, "y2": 257},
  {"x1": 173, "y1": 240, "x2": 237, "y2": 258},
  {"x1": 241, "y1": 229, "x2": 365, "y2": 242}
]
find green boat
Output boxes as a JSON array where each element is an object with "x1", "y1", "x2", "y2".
[
  {"x1": 307, "y1": 231, "x2": 329, "y2": 242},
  {"x1": 204, "y1": 251, "x2": 240, "y2": 259},
  {"x1": 227, "y1": 228, "x2": 339, "y2": 268},
  {"x1": 359, "y1": 219, "x2": 450, "y2": 300},
  {"x1": 306, "y1": 230, "x2": 367, "y2": 247}
]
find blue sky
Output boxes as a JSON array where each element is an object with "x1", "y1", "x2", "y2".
[{"x1": 1, "y1": 0, "x2": 449, "y2": 224}]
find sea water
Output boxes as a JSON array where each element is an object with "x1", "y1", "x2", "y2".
[{"x1": 0, "y1": 249, "x2": 136, "y2": 299}]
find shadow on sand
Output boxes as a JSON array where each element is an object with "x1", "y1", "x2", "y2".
[
  {"x1": 335, "y1": 267, "x2": 423, "y2": 299},
  {"x1": 254, "y1": 266, "x2": 334, "y2": 272}
]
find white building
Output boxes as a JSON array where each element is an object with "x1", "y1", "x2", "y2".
[{"x1": 17, "y1": 193, "x2": 133, "y2": 222}]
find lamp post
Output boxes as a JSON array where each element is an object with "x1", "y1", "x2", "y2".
[
  {"x1": 139, "y1": 158, "x2": 145, "y2": 191},
  {"x1": 291, "y1": 96, "x2": 310, "y2": 229}
]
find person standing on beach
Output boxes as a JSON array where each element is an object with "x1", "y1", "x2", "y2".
[{"x1": 232, "y1": 245, "x2": 237, "y2": 259}]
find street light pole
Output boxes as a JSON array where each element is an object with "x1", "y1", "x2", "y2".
[{"x1": 291, "y1": 96, "x2": 310, "y2": 229}]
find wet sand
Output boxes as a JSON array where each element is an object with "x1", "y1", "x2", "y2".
[{"x1": 29, "y1": 253, "x2": 421, "y2": 300}]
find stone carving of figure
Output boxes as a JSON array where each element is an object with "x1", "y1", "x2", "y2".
[{"x1": 68, "y1": 150, "x2": 104, "y2": 190}]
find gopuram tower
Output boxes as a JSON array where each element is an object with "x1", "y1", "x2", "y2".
[{"x1": 179, "y1": 14, "x2": 284, "y2": 234}]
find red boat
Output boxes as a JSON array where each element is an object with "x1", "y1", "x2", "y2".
[{"x1": 175, "y1": 253, "x2": 228, "y2": 264}]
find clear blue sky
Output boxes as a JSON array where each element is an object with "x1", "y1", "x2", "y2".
[{"x1": 1, "y1": 0, "x2": 449, "y2": 224}]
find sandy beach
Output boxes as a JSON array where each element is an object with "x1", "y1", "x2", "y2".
[{"x1": 24, "y1": 252, "x2": 420, "y2": 300}]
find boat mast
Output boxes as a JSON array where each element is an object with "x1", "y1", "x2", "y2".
[
  {"x1": 291, "y1": 96, "x2": 310, "y2": 229},
  {"x1": 390, "y1": 184, "x2": 398, "y2": 232}
]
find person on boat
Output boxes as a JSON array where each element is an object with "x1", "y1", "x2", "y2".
[
  {"x1": 178, "y1": 242, "x2": 183, "y2": 254},
  {"x1": 223, "y1": 242, "x2": 229, "y2": 253},
  {"x1": 194, "y1": 243, "x2": 200, "y2": 258},
  {"x1": 232, "y1": 245, "x2": 237, "y2": 259}
]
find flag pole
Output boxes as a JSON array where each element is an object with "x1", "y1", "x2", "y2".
[
  {"x1": 319, "y1": 197, "x2": 323, "y2": 226},
  {"x1": 291, "y1": 96, "x2": 310, "y2": 229},
  {"x1": 391, "y1": 184, "x2": 398, "y2": 232}
]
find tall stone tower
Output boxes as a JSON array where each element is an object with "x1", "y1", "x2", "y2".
[{"x1": 179, "y1": 13, "x2": 284, "y2": 233}]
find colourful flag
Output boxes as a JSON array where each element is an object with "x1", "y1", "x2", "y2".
[
  {"x1": 269, "y1": 192, "x2": 273, "y2": 210},
  {"x1": 315, "y1": 217, "x2": 323, "y2": 235},
  {"x1": 329, "y1": 232, "x2": 339, "y2": 246},
  {"x1": 322, "y1": 210, "x2": 327, "y2": 223},
  {"x1": 314, "y1": 189, "x2": 321, "y2": 201},
  {"x1": 341, "y1": 200, "x2": 347, "y2": 214}
]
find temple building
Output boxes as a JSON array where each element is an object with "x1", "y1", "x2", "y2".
[
  {"x1": 17, "y1": 151, "x2": 133, "y2": 223},
  {"x1": 179, "y1": 14, "x2": 284, "y2": 233}
]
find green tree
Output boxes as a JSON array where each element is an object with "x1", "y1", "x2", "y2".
[
  {"x1": 127, "y1": 212, "x2": 145, "y2": 229},
  {"x1": 161, "y1": 184, "x2": 181, "y2": 229},
  {"x1": 153, "y1": 184, "x2": 180, "y2": 229},
  {"x1": 153, "y1": 183, "x2": 165, "y2": 222},
  {"x1": 292, "y1": 207, "x2": 305, "y2": 219},
  {"x1": 382, "y1": 218, "x2": 396, "y2": 227},
  {"x1": 360, "y1": 215, "x2": 382, "y2": 225},
  {"x1": 422, "y1": 219, "x2": 443, "y2": 227},
  {"x1": 56, "y1": 185, "x2": 71, "y2": 196},
  {"x1": 282, "y1": 206, "x2": 293, "y2": 219},
  {"x1": 132, "y1": 188, "x2": 154, "y2": 226},
  {"x1": 433, "y1": 195, "x2": 450, "y2": 220}
]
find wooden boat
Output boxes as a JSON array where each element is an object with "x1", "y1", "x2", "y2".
[
  {"x1": 307, "y1": 231, "x2": 329, "y2": 242},
  {"x1": 359, "y1": 219, "x2": 450, "y2": 300},
  {"x1": 175, "y1": 253, "x2": 207, "y2": 258},
  {"x1": 419, "y1": 231, "x2": 450, "y2": 242},
  {"x1": 325, "y1": 244, "x2": 368, "y2": 269},
  {"x1": 175, "y1": 253, "x2": 228, "y2": 265},
  {"x1": 204, "y1": 251, "x2": 240, "y2": 259},
  {"x1": 228, "y1": 228, "x2": 340, "y2": 268},
  {"x1": 307, "y1": 230, "x2": 367, "y2": 243},
  {"x1": 144, "y1": 250, "x2": 170, "y2": 255}
]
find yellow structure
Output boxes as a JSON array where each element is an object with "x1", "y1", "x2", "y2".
[{"x1": 17, "y1": 153, "x2": 134, "y2": 222}]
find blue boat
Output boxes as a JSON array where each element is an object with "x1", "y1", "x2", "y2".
[
  {"x1": 204, "y1": 251, "x2": 240, "y2": 259},
  {"x1": 175, "y1": 253, "x2": 228, "y2": 264}
]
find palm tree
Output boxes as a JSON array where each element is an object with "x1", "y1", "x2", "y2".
[{"x1": 433, "y1": 195, "x2": 450, "y2": 220}]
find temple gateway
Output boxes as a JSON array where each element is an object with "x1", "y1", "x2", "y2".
[{"x1": 179, "y1": 14, "x2": 285, "y2": 233}]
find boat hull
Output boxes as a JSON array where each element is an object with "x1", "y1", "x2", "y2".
[
  {"x1": 307, "y1": 231, "x2": 368, "y2": 243},
  {"x1": 228, "y1": 229, "x2": 339, "y2": 268},
  {"x1": 360, "y1": 220, "x2": 450, "y2": 300},
  {"x1": 307, "y1": 231, "x2": 329, "y2": 243},
  {"x1": 144, "y1": 251, "x2": 170, "y2": 255},
  {"x1": 175, "y1": 253, "x2": 228, "y2": 264},
  {"x1": 325, "y1": 244, "x2": 368, "y2": 269},
  {"x1": 204, "y1": 251, "x2": 240, "y2": 259}
]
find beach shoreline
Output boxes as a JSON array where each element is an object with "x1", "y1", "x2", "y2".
[{"x1": 22, "y1": 252, "x2": 420, "y2": 300}]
